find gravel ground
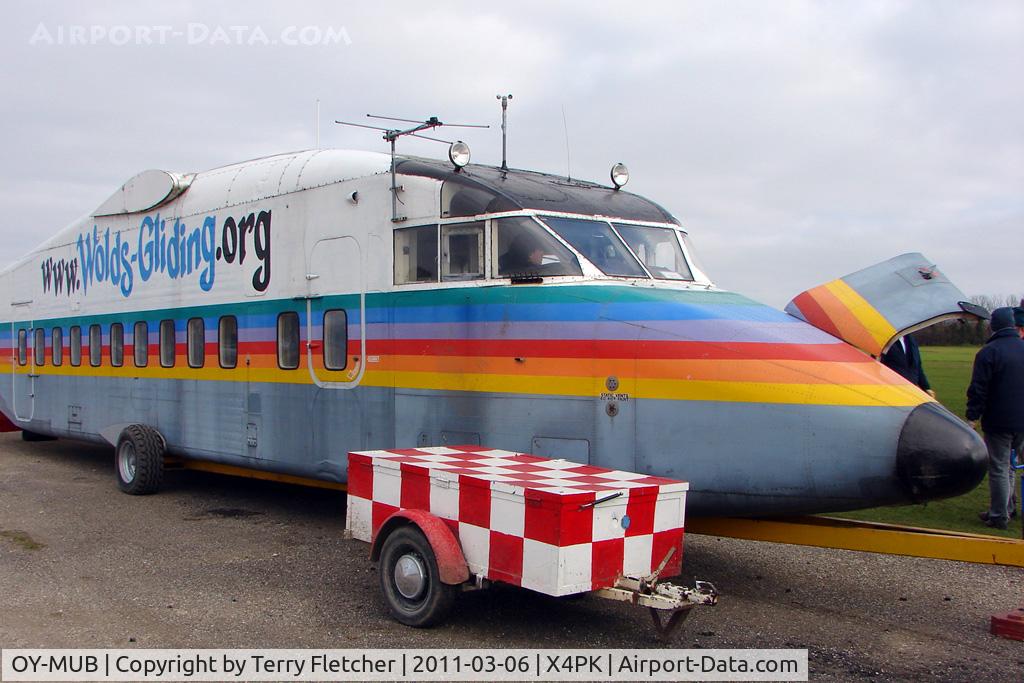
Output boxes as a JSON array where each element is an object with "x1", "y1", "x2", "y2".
[{"x1": 0, "y1": 433, "x2": 1021, "y2": 681}]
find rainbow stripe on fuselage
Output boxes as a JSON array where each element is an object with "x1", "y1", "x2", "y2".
[
  {"x1": 4, "y1": 284, "x2": 928, "y2": 407},
  {"x1": 1, "y1": 282, "x2": 934, "y2": 515}
]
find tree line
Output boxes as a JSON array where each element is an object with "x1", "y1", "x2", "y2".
[{"x1": 914, "y1": 294, "x2": 1023, "y2": 346}]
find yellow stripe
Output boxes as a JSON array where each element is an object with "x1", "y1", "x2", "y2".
[
  {"x1": 373, "y1": 371, "x2": 929, "y2": 407},
  {"x1": 13, "y1": 362, "x2": 930, "y2": 407},
  {"x1": 824, "y1": 279, "x2": 897, "y2": 350}
]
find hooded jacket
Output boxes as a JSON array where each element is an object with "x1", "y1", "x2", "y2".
[{"x1": 965, "y1": 327, "x2": 1024, "y2": 432}]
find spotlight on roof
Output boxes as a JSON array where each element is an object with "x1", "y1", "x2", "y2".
[
  {"x1": 449, "y1": 141, "x2": 471, "y2": 169},
  {"x1": 610, "y1": 162, "x2": 629, "y2": 189}
]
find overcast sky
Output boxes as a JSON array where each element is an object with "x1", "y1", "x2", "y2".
[{"x1": 1, "y1": 1, "x2": 1020, "y2": 307}]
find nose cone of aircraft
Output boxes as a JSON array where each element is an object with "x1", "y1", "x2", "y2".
[{"x1": 896, "y1": 402, "x2": 987, "y2": 502}]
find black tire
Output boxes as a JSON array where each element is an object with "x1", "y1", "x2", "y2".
[
  {"x1": 21, "y1": 429, "x2": 56, "y2": 442},
  {"x1": 378, "y1": 525, "x2": 457, "y2": 627},
  {"x1": 115, "y1": 425, "x2": 165, "y2": 495}
]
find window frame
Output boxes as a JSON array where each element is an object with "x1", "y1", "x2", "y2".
[
  {"x1": 134, "y1": 321, "x2": 148, "y2": 368},
  {"x1": 88, "y1": 324, "x2": 102, "y2": 367},
  {"x1": 159, "y1": 319, "x2": 176, "y2": 368},
  {"x1": 218, "y1": 316, "x2": 238, "y2": 369},
  {"x1": 17, "y1": 328, "x2": 27, "y2": 366},
  {"x1": 322, "y1": 309, "x2": 348, "y2": 371},
  {"x1": 52, "y1": 327, "x2": 63, "y2": 367},
  {"x1": 109, "y1": 322, "x2": 124, "y2": 367},
  {"x1": 187, "y1": 318, "x2": 205, "y2": 369},
  {"x1": 69, "y1": 326, "x2": 81, "y2": 367},
  {"x1": 277, "y1": 311, "x2": 300, "y2": 370},
  {"x1": 33, "y1": 328, "x2": 45, "y2": 366},
  {"x1": 394, "y1": 224, "x2": 440, "y2": 285}
]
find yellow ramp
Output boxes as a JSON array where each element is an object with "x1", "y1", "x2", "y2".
[{"x1": 687, "y1": 516, "x2": 1024, "y2": 568}]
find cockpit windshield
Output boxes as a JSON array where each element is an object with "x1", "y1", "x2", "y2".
[
  {"x1": 539, "y1": 217, "x2": 694, "y2": 281},
  {"x1": 613, "y1": 223, "x2": 693, "y2": 281},
  {"x1": 541, "y1": 217, "x2": 647, "y2": 278}
]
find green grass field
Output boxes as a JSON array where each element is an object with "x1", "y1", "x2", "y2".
[{"x1": 837, "y1": 346, "x2": 1022, "y2": 539}]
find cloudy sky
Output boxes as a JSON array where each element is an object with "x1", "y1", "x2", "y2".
[{"x1": 1, "y1": 1, "x2": 1020, "y2": 307}]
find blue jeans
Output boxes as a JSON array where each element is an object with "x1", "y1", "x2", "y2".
[{"x1": 984, "y1": 431, "x2": 1023, "y2": 524}]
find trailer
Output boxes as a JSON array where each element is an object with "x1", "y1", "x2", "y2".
[{"x1": 344, "y1": 445, "x2": 717, "y2": 638}]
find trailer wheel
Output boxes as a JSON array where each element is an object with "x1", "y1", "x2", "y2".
[
  {"x1": 115, "y1": 425, "x2": 165, "y2": 495},
  {"x1": 378, "y1": 525, "x2": 457, "y2": 627}
]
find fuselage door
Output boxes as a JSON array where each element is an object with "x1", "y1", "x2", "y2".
[
  {"x1": 305, "y1": 235, "x2": 365, "y2": 389},
  {"x1": 785, "y1": 252, "x2": 987, "y2": 357}
]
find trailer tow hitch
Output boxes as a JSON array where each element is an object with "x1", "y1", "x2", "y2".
[{"x1": 594, "y1": 548, "x2": 718, "y2": 641}]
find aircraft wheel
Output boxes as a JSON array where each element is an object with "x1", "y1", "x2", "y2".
[
  {"x1": 378, "y1": 525, "x2": 456, "y2": 627},
  {"x1": 115, "y1": 425, "x2": 165, "y2": 495}
]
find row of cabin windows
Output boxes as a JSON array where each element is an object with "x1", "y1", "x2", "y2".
[{"x1": 15, "y1": 310, "x2": 348, "y2": 372}]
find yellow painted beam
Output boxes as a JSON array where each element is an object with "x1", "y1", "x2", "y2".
[
  {"x1": 687, "y1": 515, "x2": 1024, "y2": 568},
  {"x1": 176, "y1": 459, "x2": 347, "y2": 492}
]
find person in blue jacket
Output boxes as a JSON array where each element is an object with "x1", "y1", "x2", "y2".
[{"x1": 967, "y1": 307, "x2": 1024, "y2": 530}]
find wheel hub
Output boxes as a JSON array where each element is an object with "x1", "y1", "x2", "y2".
[
  {"x1": 394, "y1": 553, "x2": 426, "y2": 599},
  {"x1": 118, "y1": 443, "x2": 137, "y2": 483}
]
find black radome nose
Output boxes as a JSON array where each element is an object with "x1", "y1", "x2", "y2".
[{"x1": 896, "y1": 402, "x2": 987, "y2": 501}]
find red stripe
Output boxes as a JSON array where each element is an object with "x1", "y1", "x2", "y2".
[
  {"x1": 791, "y1": 291, "x2": 844, "y2": 341},
  {"x1": 363, "y1": 338, "x2": 870, "y2": 362}
]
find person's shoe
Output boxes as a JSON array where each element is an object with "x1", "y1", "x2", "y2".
[
  {"x1": 984, "y1": 517, "x2": 1009, "y2": 531},
  {"x1": 979, "y1": 510, "x2": 991, "y2": 522}
]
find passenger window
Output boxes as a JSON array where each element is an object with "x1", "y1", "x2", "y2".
[
  {"x1": 277, "y1": 312, "x2": 299, "y2": 369},
  {"x1": 187, "y1": 318, "x2": 205, "y2": 368},
  {"x1": 134, "y1": 322, "x2": 148, "y2": 367},
  {"x1": 441, "y1": 222, "x2": 485, "y2": 281},
  {"x1": 110, "y1": 323, "x2": 124, "y2": 367},
  {"x1": 218, "y1": 316, "x2": 238, "y2": 369},
  {"x1": 493, "y1": 216, "x2": 582, "y2": 277},
  {"x1": 52, "y1": 327, "x2": 63, "y2": 367},
  {"x1": 323, "y1": 310, "x2": 348, "y2": 370},
  {"x1": 89, "y1": 325, "x2": 101, "y2": 367},
  {"x1": 70, "y1": 326, "x2": 81, "y2": 366},
  {"x1": 394, "y1": 225, "x2": 438, "y2": 284},
  {"x1": 159, "y1": 320, "x2": 175, "y2": 368},
  {"x1": 34, "y1": 328, "x2": 45, "y2": 366},
  {"x1": 17, "y1": 329, "x2": 26, "y2": 365}
]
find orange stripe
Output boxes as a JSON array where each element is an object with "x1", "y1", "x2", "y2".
[{"x1": 807, "y1": 285, "x2": 879, "y2": 354}]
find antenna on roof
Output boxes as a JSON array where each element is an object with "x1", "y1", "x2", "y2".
[
  {"x1": 314, "y1": 99, "x2": 321, "y2": 149},
  {"x1": 496, "y1": 94, "x2": 512, "y2": 175},
  {"x1": 561, "y1": 105, "x2": 572, "y2": 182},
  {"x1": 336, "y1": 114, "x2": 489, "y2": 223}
]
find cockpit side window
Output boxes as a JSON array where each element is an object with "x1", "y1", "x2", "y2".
[
  {"x1": 441, "y1": 221, "x2": 485, "y2": 281},
  {"x1": 394, "y1": 225, "x2": 438, "y2": 284},
  {"x1": 492, "y1": 216, "x2": 582, "y2": 278}
]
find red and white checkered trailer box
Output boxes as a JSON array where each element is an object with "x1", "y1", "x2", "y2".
[{"x1": 346, "y1": 446, "x2": 716, "y2": 635}]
